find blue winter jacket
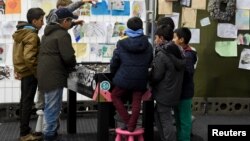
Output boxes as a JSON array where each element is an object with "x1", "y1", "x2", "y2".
[{"x1": 110, "y1": 35, "x2": 153, "y2": 90}]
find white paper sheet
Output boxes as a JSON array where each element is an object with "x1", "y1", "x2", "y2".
[
  {"x1": 217, "y1": 23, "x2": 238, "y2": 38},
  {"x1": 239, "y1": 48, "x2": 250, "y2": 70},
  {"x1": 200, "y1": 17, "x2": 211, "y2": 27},
  {"x1": 189, "y1": 29, "x2": 200, "y2": 44}
]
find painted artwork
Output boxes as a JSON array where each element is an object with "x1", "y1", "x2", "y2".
[
  {"x1": 158, "y1": 0, "x2": 172, "y2": 14},
  {"x1": 109, "y1": 0, "x2": 124, "y2": 10},
  {"x1": 89, "y1": 43, "x2": 102, "y2": 62},
  {"x1": 73, "y1": 24, "x2": 87, "y2": 42},
  {"x1": 100, "y1": 44, "x2": 116, "y2": 62},
  {"x1": 236, "y1": 33, "x2": 250, "y2": 45},
  {"x1": 91, "y1": 0, "x2": 110, "y2": 15},
  {"x1": 5, "y1": 0, "x2": 21, "y2": 14},
  {"x1": 72, "y1": 43, "x2": 89, "y2": 63},
  {"x1": 31, "y1": 0, "x2": 56, "y2": 15},
  {"x1": 112, "y1": 22, "x2": 126, "y2": 37},
  {"x1": 132, "y1": 1, "x2": 144, "y2": 18},
  {"x1": 236, "y1": 10, "x2": 250, "y2": 30},
  {"x1": 111, "y1": 1, "x2": 130, "y2": 16},
  {"x1": 84, "y1": 22, "x2": 107, "y2": 37},
  {"x1": 181, "y1": 7, "x2": 197, "y2": 28},
  {"x1": 79, "y1": 3, "x2": 91, "y2": 16}
]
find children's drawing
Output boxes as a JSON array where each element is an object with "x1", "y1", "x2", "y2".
[
  {"x1": 73, "y1": 24, "x2": 87, "y2": 42},
  {"x1": 0, "y1": 0, "x2": 5, "y2": 14},
  {"x1": 132, "y1": 1, "x2": 144, "y2": 17},
  {"x1": 91, "y1": 0, "x2": 110, "y2": 15},
  {"x1": 0, "y1": 66, "x2": 11, "y2": 80},
  {"x1": 1, "y1": 21, "x2": 16, "y2": 39},
  {"x1": 239, "y1": 48, "x2": 250, "y2": 70},
  {"x1": 89, "y1": 43, "x2": 102, "y2": 62},
  {"x1": 72, "y1": 43, "x2": 89, "y2": 63},
  {"x1": 217, "y1": 23, "x2": 237, "y2": 39},
  {"x1": 109, "y1": 0, "x2": 124, "y2": 10},
  {"x1": 84, "y1": 22, "x2": 107, "y2": 37},
  {"x1": 111, "y1": 1, "x2": 130, "y2": 16},
  {"x1": 100, "y1": 44, "x2": 115, "y2": 62},
  {"x1": 236, "y1": 10, "x2": 250, "y2": 30},
  {"x1": 112, "y1": 22, "x2": 126, "y2": 37},
  {"x1": 79, "y1": 3, "x2": 91, "y2": 16},
  {"x1": 236, "y1": 33, "x2": 250, "y2": 46},
  {"x1": 42, "y1": 0, "x2": 56, "y2": 15},
  {"x1": 5, "y1": 0, "x2": 21, "y2": 14}
]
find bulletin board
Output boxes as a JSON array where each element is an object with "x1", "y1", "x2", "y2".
[{"x1": 157, "y1": 0, "x2": 250, "y2": 98}]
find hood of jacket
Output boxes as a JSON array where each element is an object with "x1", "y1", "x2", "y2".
[
  {"x1": 12, "y1": 21, "x2": 37, "y2": 43},
  {"x1": 44, "y1": 23, "x2": 65, "y2": 36},
  {"x1": 160, "y1": 41, "x2": 185, "y2": 71},
  {"x1": 119, "y1": 35, "x2": 150, "y2": 54}
]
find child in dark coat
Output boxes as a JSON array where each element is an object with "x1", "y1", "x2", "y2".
[
  {"x1": 150, "y1": 25, "x2": 185, "y2": 141},
  {"x1": 173, "y1": 27, "x2": 197, "y2": 141},
  {"x1": 110, "y1": 17, "x2": 153, "y2": 132}
]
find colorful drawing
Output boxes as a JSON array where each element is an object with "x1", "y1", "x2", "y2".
[
  {"x1": 111, "y1": 1, "x2": 130, "y2": 16},
  {"x1": 236, "y1": 33, "x2": 250, "y2": 46},
  {"x1": 109, "y1": 0, "x2": 124, "y2": 10},
  {"x1": 5, "y1": 0, "x2": 21, "y2": 14},
  {"x1": 72, "y1": 43, "x2": 89, "y2": 62},
  {"x1": 132, "y1": 1, "x2": 144, "y2": 17},
  {"x1": 0, "y1": 0, "x2": 5, "y2": 14},
  {"x1": 79, "y1": 3, "x2": 91, "y2": 16},
  {"x1": 236, "y1": 10, "x2": 250, "y2": 30},
  {"x1": 112, "y1": 22, "x2": 126, "y2": 37},
  {"x1": 100, "y1": 44, "x2": 116, "y2": 62},
  {"x1": 73, "y1": 24, "x2": 87, "y2": 42},
  {"x1": 31, "y1": 0, "x2": 56, "y2": 15},
  {"x1": 91, "y1": 0, "x2": 110, "y2": 15},
  {"x1": 84, "y1": 22, "x2": 107, "y2": 37},
  {"x1": 89, "y1": 43, "x2": 102, "y2": 62}
]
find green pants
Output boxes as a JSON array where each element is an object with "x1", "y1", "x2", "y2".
[{"x1": 174, "y1": 99, "x2": 192, "y2": 141}]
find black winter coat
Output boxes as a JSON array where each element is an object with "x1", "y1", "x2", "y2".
[
  {"x1": 150, "y1": 42, "x2": 185, "y2": 107},
  {"x1": 37, "y1": 24, "x2": 76, "y2": 92},
  {"x1": 110, "y1": 35, "x2": 153, "y2": 90}
]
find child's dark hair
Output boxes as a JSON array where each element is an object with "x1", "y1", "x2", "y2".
[
  {"x1": 174, "y1": 27, "x2": 192, "y2": 44},
  {"x1": 127, "y1": 17, "x2": 143, "y2": 31},
  {"x1": 27, "y1": 8, "x2": 45, "y2": 24},
  {"x1": 155, "y1": 25, "x2": 173, "y2": 41},
  {"x1": 157, "y1": 17, "x2": 175, "y2": 31}
]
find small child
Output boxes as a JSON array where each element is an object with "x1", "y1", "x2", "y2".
[
  {"x1": 172, "y1": 27, "x2": 197, "y2": 141},
  {"x1": 150, "y1": 25, "x2": 185, "y2": 141},
  {"x1": 110, "y1": 17, "x2": 153, "y2": 132}
]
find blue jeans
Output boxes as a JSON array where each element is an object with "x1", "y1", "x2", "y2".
[{"x1": 43, "y1": 88, "x2": 63, "y2": 139}]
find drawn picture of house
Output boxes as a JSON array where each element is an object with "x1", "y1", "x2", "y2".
[{"x1": 0, "y1": 0, "x2": 5, "y2": 14}]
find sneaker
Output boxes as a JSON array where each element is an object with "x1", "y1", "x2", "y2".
[{"x1": 19, "y1": 133, "x2": 42, "y2": 141}]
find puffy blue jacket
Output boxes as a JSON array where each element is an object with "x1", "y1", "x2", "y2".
[{"x1": 110, "y1": 35, "x2": 153, "y2": 90}]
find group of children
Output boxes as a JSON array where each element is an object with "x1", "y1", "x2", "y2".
[
  {"x1": 110, "y1": 16, "x2": 197, "y2": 141},
  {"x1": 12, "y1": 0, "x2": 197, "y2": 140}
]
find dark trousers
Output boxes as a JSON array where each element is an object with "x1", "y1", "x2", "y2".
[
  {"x1": 20, "y1": 75, "x2": 37, "y2": 136},
  {"x1": 111, "y1": 86, "x2": 144, "y2": 131}
]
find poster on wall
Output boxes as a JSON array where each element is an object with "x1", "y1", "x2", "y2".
[
  {"x1": 239, "y1": 48, "x2": 250, "y2": 70},
  {"x1": 31, "y1": 0, "x2": 56, "y2": 15},
  {"x1": 5, "y1": 0, "x2": 21, "y2": 14},
  {"x1": 100, "y1": 43, "x2": 116, "y2": 63},
  {"x1": 0, "y1": 21, "x2": 16, "y2": 39},
  {"x1": 112, "y1": 22, "x2": 126, "y2": 37},
  {"x1": 72, "y1": 43, "x2": 89, "y2": 63},
  {"x1": 235, "y1": 10, "x2": 250, "y2": 30},
  {"x1": 132, "y1": 0, "x2": 145, "y2": 18}
]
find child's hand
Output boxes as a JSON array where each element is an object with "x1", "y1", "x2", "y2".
[
  {"x1": 14, "y1": 72, "x2": 21, "y2": 80},
  {"x1": 73, "y1": 20, "x2": 84, "y2": 26}
]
